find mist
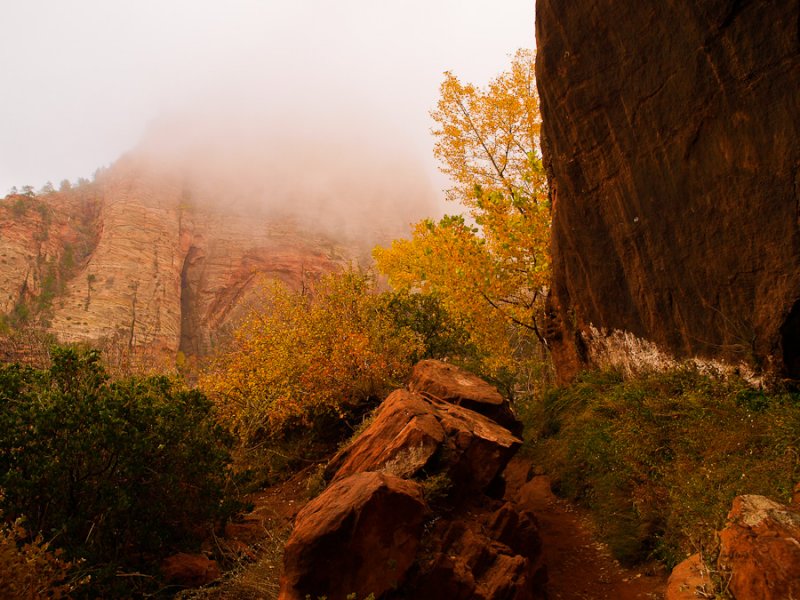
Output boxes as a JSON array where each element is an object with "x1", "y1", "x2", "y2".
[
  {"x1": 1, "y1": 1, "x2": 535, "y2": 233},
  {"x1": 128, "y1": 105, "x2": 441, "y2": 242}
]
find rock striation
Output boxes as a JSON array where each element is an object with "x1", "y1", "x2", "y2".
[
  {"x1": 536, "y1": 0, "x2": 800, "y2": 381},
  {"x1": 278, "y1": 362, "x2": 546, "y2": 600},
  {"x1": 0, "y1": 155, "x2": 366, "y2": 364}
]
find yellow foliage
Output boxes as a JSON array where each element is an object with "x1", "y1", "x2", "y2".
[
  {"x1": 0, "y1": 515, "x2": 80, "y2": 599},
  {"x1": 374, "y1": 49, "x2": 549, "y2": 376},
  {"x1": 200, "y1": 270, "x2": 423, "y2": 445}
]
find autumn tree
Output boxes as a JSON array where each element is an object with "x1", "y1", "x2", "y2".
[
  {"x1": 200, "y1": 270, "x2": 424, "y2": 449},
  {"x1": 374, "y1": 49, "x2": 550, "y2": 379}
]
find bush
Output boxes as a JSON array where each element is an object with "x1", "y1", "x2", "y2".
[
  {"x1": 378, "y1": 290, "x2": 477, "y2": 363},
  {"x1": 0, "y1": 509, "x2": 82, "y2": 599},
  {"x1": 0, "y1": 347, "x2": 237, "y2": 591},
  {"x1": 201, "y1": 270, "x2": 424, "y2": 452},
  {"x1": 523, "y1": 367, "x2": 800, "y2": 568}
]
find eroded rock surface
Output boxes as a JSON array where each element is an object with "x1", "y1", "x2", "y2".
[
  {"x1": 326, "y1": 388, "x2": 521, "y2": 494},
  {"x1": 536, "y1": 0, "x2": 800, "y2": 381},
  {"x1": 410, "y1": 502, "x2": 545, "y2": 600},
  {"x1": 408, "y1": 359, "x2": 522, "y2": 434},
  {"x1": 280, "y1": 363, "x2": 545, "y2": 600},
  {"x1": 717, "y1": 494, "x2": 800, "y2": 600},
  {"x1": 278, "y1": 471, "x2": 428, "y2": 600}
]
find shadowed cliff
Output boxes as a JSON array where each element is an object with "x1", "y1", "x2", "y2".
[{"x1": 536, "y1": 0, "x2": 800, "y2": 382}]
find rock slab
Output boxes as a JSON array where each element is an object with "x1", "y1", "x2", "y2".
[
  {"x1": 326, "y1": 389, "x2": 522, "y2": 495},
  {"x1": 408, "y1": 359, "x2": 522, "y2": 434},
  {"x1": 278, "y1": 471, "x2": 428, "y2": 600}
]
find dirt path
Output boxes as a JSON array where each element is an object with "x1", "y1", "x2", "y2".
[{"x1": 504, "y1": 457, "x2": 668, "y2": 600}]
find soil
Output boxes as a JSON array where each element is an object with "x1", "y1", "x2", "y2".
[{"x1": 504, "y1": 456, "x2": 668, "y2": 599}]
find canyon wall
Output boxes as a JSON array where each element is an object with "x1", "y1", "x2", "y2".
[
  {"x1": 0, "y1": 156, "x2": 363, "y2": 365},
  {"x1": 536, "y1": 0, "x2": 800, "y2": 381}
]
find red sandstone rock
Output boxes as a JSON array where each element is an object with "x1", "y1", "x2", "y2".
[
  {"x1": 161, "y1": 553, "x2": 220, "y2": 588},
  {"x1": 536, "y1": 0, "x2": 800, "y2": 381},
  {"x1": 409, "y1": 501, "x2": 546, "y2": 600},
  {"x1": 326, "y1": 389, "x2": 521, "y2": 495},
  {"x1": 325, "y1": 390, "x2": 445, "y2": 482},
  {"x1": 717, "y1": 494, "x2": 800, "y2": 600},
  {"x1": 666, "y1": 553, "x2": 712, "y2": 600},
  {"x1": 278, "y1": 471, "x2": 428, "y2": 600},
  {"x1": 408, "y1": 359, "x2": 522, "y2": 434}
]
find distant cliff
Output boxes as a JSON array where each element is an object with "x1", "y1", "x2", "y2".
[
  {"x1": 536, "y1": 0, "x2": 800, "y2": 382},
  {"x1": 0, "y1": 155, "x2": 378, "y2": 364}
]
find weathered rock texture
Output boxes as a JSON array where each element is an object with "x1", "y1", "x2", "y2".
[
  {"x1": 0, "y1": 155, "x2": 368, "y2": 364},
  {"x1": 408, "y1": 359, "x2": 522, "y2": 434},
  {"x1": 279, "y1": 472, "x2": 428, "y2": 600},
  {"x1": 279, "y1": 362, "x2": 546, "y2": 600},
  {"x1": 410, "y1": 501, "x2": 546, "y2": 600},
  {"x1": 717, "y1": 494, "x2": 800, "y2": 599},
  {"x1": 536, "y1": 0, "x2": 800, "y2": 381},
  {"x1": 325, "y1": 388, "x2": 521, "y2": 493}
]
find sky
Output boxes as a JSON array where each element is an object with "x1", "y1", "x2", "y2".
[{"x1": 0, "y1": 1, "x2": 534, "y2": 215}]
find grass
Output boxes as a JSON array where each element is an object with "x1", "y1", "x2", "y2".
[{"x1": 521, "y1": 367, "x2": 800, "y2": 569}]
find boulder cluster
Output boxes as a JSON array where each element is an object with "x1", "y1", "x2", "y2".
[{"x1": 278, "y1": 359, "x2": 547, "y2": 600}]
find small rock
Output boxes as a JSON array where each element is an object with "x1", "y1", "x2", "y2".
[
  {"x1": 666, "y1": 554, "x2": 711, "y2": 600},
  {"x1": 161, "y1": 553, "x2": 220, "y2": 588}
]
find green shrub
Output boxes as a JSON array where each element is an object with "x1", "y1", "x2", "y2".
[
  {"x1": 523, "y1": 367, "x2": 800, "y2": 568},
  {"x1": 378, "y1": 290, "x2": 477, "y2": 363},
  {"x1": 0, "y1": 346, "x2": 237, "y2": 593}
]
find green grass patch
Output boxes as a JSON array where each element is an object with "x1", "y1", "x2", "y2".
[{"x1": 521, "y1": 367, "x2": 800, "y2": 568}]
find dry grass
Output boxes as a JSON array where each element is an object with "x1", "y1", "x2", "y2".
[{"x1": 522, "y1": 367, "x2": 800, "y2": 569}]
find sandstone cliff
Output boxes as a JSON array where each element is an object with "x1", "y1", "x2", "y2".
[
  {"x1": 0, "y1": 155, "x2": 375, "y2": 364},
  {"x1": 536, "y1": 0, "x2": 800, "y2": 381}
]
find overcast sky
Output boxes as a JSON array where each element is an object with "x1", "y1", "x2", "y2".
[{"x1": 0, "y1": 1, "x2": 534, "y2": 204}]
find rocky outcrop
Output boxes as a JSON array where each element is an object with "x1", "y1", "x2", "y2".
[
  {"x1": 325, "y1": 388, "x2": 521, "y2": 494},
  {"x1": 717, "y1": 495, "x2": 800, "y2": 599},
  {"x1": 536, "y1": 0, "x2": 800, "y2": 381},
  {"x1": 279, "y1": 472, "x2": 428, "y2": 600},
  {"x1": 279, "y1": 362, "x2": 546, "y2": 600},
  {"x1": 408, "y1": 359, "x2": 522, "y2": 434}
]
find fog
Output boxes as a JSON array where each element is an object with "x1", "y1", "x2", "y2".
[{"x1": 1, "y1": 1, "x2": 534, "y2": 228}]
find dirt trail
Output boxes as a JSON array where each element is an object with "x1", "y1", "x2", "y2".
[{"x1": 504, "y1": 457, "x2": 668, "y2": 599}]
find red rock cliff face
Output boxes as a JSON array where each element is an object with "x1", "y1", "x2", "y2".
[
  {"x1": 0, "y1": 157, "x2": 366, "y2": 364},
  {"x1": 536, "y1": 0, "x2": 800, "y2": 381}
]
